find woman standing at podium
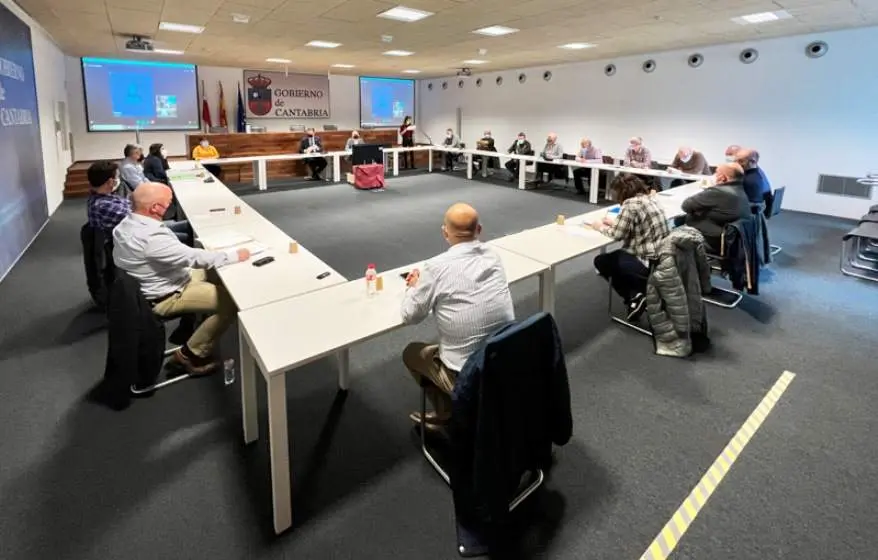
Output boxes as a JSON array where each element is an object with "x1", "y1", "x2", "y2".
[{"x1": 399, "y1": 115, "x2": 415, "y2": 170}]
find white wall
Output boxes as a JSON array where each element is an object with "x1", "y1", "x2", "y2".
[
  {"x1": 66, "y1": 60, "x2": 360, "y2": 160},
  {"x1": 2, "y1": 0, "x2": 71, "y2": 215},
  {"x1": 418, "y1": 27, "x2": 878, "y2": 220}
]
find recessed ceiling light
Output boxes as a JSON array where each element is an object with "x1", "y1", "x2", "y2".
[
  {"x1": 151, "y1": 49, "x2": 184, "y2": 55},
  {"x1": 462, "y1": 59, "x2": 488, "y2": 65},
  {"x1": 231, "y1": 13, "x2": 250, "y2": 24},
  {"x1": 266, "y1": 58, "x2": 292, "y2": 63},
  {"x1": 158, "y1": 22, "x2": 204, "y2": 34},
  {"x1": 401, "y1": 69, "x2": 420, "y2": 74},
  {"x1": 558, "y1": 43, "x2": 596, "y2": 50},
  {"x1": 383, "y1": 50, "x2": 414, "y2": 56},
  {"x1": 306, "y1": 40, "x2": 342, "y2": 48},
  {"x1": 332, "y1": 63, "x2": 355, "y2": 68},
  {"x1": 472, "y1": 25, "x2": 519, "y2": 36},
  {"x1": 731, "y1": 10, "x2": 792, "y2": 24},
  {"x1": 377, "y1": 6, "x2": 434, "y2": 22}
]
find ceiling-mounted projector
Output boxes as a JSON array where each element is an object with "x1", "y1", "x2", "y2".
[{"x1": 125, "y1": 36, "x2": 154, "y2": 52}]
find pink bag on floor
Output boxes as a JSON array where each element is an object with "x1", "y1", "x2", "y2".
[{"x1": 353, "y1": 164, "x2": 385, "y2": 189}]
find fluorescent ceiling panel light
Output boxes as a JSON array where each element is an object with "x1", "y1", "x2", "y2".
[
  {"x1": 231, "y1": 13, "x2": 250, "y2": 24},
  {"x1": 332, "y1": 63, "x2": 355, "y2": 68},
  {"x1": 159, "y1": 22, "x2": 204, "y2": 34},
  {"x1": 377, "y1": 6, "x2": 434, "y2": 22},
  {"x1": 462, "y1": 59, "x2": 488, "y2": 64},
  {"x1": 558, "y1": 42, "x2": 596, "y2": 50},
  {"x1": 306, "y1": 40, "x2": 341, "y2": 48},
  {"x1": 472, "y1": 25, "x2": 518, "y2": 36},
  {"x1": 401, "y1": 69, "x2": 420, "y2": 73},
  {"x1": 266, "y1": 58, "x2": 292, "y2": 63},
  {"x1": 731, "y1": 10, "x2": 792, "y2": 24},
  {"x1": 383, "y1": 50, "x2": 414, "y2": 56},
  {"x1": 151, "y1": 49, "x2": 184, "y2": 55}
]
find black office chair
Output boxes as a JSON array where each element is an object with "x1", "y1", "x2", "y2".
[
  {"x1": 765, "y1": 186, "x2": 785, "y2": 256},
  {"x1": 99, "y1": 272, "x2": 191, "y2": 410},
  {"x1": 841, "y1": 221, "x2": 878, "y2": 282},
  {"x1": 702, "y1": 221, "x2": 757, "y2": 308},
  {"x1": 81, "y1": 224, "x2": 116, "y2": 311}
]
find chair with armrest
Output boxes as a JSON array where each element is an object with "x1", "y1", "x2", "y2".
[{"x1": 418, "y1": 312, "x2": 571, "y2": 557}]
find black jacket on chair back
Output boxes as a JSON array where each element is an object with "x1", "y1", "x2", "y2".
[{"x1": 450, "y1": 312, "x2": 572, "y2": 553}]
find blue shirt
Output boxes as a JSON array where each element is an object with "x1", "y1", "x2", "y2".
[
  {"x1": 87, "y1": 192, "x2": 131, "y2": 232},
  {"x1": 742, "y1": 167, "x2": 771, "y2": 204}
]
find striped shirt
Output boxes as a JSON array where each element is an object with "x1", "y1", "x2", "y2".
[
  {"x1": 600, "y1": 194, "x2": 670, "y2": 262},
  {"x1": 401, "y1": 240, "x2": 515, "y2": 371}
]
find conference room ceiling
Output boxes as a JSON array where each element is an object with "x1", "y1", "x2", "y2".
[{"x1": 16, "y1": 0, "x2": 878, "y2": 77}]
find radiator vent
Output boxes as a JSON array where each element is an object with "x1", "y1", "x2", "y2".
[{"x1": 817, "y1": 174, "x2": 872, "y2": 199}]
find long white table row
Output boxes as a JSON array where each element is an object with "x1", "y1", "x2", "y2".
[
  {"x1": 167, "y1": 159, "x2": 704, "y2": 535},
  {"x1": 200, "y1": 145, "x2": 707, "y2": 205}
]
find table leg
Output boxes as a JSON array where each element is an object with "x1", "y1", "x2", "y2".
[
  {"x1": 332, "y1": 154, "x2": 340, "y2": 182},
  {"x1": 337, "y1": 348, "x2": 350, "y2": 391},
  {"x1": 240, "y1": 324, "x2": 258, "y2": 444},
  {"x1": 252, "y1": 161, "x2": 259, "y2": 188},
  {"x1": 257, "y1": 159, "x2": 268, "y2": 191},
  {"x1": 393, "y1": 152, "x2": 399, "y2": 177},
  {"x1": 267, "y1": 374, "x2": 292, "y2": 534},
  {"x1": 539, "y1": 267, "x2": 556, "y2": 315},
  {"x1": 481, "y1": 156, "x2": 488, "y2": 178},
  {"x1": 590, "y1": 167, "x2": 599, "y2": 204},
  {"x1": 428, "y1": 149, "x2": 433, "y2": 173},
  {"x1": 518, "y1": 159, "x2": 526, "y2": 190},
  {"x1": 466, "y1": 153, "x2": 473, "y2": 179}
]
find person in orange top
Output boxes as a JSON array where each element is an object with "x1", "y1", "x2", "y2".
[{"x1": 192, "y1": 137, "x2": 221, "y2": 178}]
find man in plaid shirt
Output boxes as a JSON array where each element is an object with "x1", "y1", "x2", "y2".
[
  {"x1": 87, "y1": 161, "x2": 190, "y2": 242},
  {"x1": 591, "y1": 174, "x2": 669, "y2": 320}
]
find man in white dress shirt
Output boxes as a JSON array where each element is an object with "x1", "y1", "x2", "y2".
[
  {"x1": 113, "y1": 183, "x2": 250, "y2": 374},
  {"x1": 401, "y1": 203, "x2": 515, "y2": 430}
]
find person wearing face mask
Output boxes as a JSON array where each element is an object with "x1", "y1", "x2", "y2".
[
  {"x1": 572, "y1": 137, "x2": 603, "y2": 195},
  {"x1": 345, "y1": 129, "x2": 363, "y2": 151},
  {"x1": 505, "y1": 132, "x2": 533, "y2": 181},
  {"x1": 120, "y1": 144, "x2": 148, "y2": 190},
  {"x1": 473, "y1": 130, "x2": 497, "y2": 173},
  {"x1": 441, "y1": 128, "x2": 461, "y2": 171},
  {"x1": 192, "y1": 138, "x2": 222, "y2": 178},
  {"x1": 113, "y1": 183, "x2": 249, "y2": 375},
  {"x1": 735, "y1": 148, "x2": 772, "y2": 205},
  {"x1": 623, "y1": 136, "x2": 652, "y2": 169},
  {"x1": 399, "y1": 116, "x2": 416, "y2": 169},
  {"x1": 679, "y1": 163, "x2": 751, "y2": 254},
  {"x1": 532, "y1": 132, "x2": 564, "y2": 186},
  {"x1": 143, "y1": 143, "x2": 171, "y2": 185},
  {"x1": 86, "y1": 160, "x2": 191, "y2": 243},
  {"x1": 299, "y1": 127, "x2": 328, "y2": 180},
  {"x1": 669, "y1": 146, "x2": 711, "y2": 175},
  {"x1": 724, "y1": 144, "x2": 741, "y2": 163}
]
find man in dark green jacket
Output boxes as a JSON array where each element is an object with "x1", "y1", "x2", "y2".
[{"x1": 680, "y1": 163, "x2": 751, "y2": 254}]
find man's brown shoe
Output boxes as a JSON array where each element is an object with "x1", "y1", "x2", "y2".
[{"x1": 172, "y1": 349, "x2": 218, "y2": 376}]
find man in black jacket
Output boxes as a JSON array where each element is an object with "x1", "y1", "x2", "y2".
[
  {"x1": 680, "y1": 163, "x2": 751, "y2": 254},
  {"x1": 473, "y1": 130, "x2": 497, "y2": 173},
  {"x1": 504, "y1": 132, "x2": 533, "y2": 182},
  {"x1": 299, "y1": 127, "x2": 328, "y2": 180}
]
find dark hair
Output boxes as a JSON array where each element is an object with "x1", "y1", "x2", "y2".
[
  {"x1": 148, "y1": 143, "x2": 164, "y2": 157},
  {"x1": 403, "y1": 115, "x2": 412, "y2": 124},
  {"x1": 610, "y1": 174, "x2": 650, "y2": 203},
  {"x1": 87, "y1": 160, "x2": 119, "y2": 188},
  {"x1": 123, "y1": 144, "x2": 140, "y2": 158}
]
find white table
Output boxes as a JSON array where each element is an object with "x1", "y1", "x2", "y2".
[
  {"x1": 236, "y1": 245, "x2": 549, "y2": 534},
  {"x1": 199, "y1": 150, "x2": 352, "y2": 190}
]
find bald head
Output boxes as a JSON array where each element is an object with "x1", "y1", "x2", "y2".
[
  {"x1": 131, "y1": 182, "x2": 173, "y2": 219},
  {"x1": 443, "y1": 203, "x2": 481, "y2": 244},
  {"x1": 714, "y1": 162, "x2": 744, "y2": 185},
  {"x1": 547, "y1": 132, "x2": 557, "y2": 143},
  {"x1": 677, "y1": 146, "x2": 693, "y2": 159}
]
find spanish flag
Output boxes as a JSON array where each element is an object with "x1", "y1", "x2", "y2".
[{"x1": 218, "y1": 81, "x2": 228, "y2": 128}]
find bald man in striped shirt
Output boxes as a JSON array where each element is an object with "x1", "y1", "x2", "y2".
[{"x1": 401, "y1": 203, "x2": 515, "y2": 430}]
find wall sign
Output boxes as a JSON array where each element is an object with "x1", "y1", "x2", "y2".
[{"x1": 243, "y1": 70, "x2": 330, "y2": 119}]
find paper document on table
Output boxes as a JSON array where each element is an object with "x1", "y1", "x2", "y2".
[
  {"x1": 560, "y1": 224, "x2": 603, "y2": 239},
  {"x1": 238, "y1": 242, "x2": 267, "y2": 256},
  {"x1": 198, "y1": 232, "x2": 253, "y2": 250}
]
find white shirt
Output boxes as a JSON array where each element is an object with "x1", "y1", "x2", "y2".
[
  {"x1": 113, "y1": 213, "x2": 235, "y2": 299},
  {"x1": 401, "y1": 240, "x2": 515, "y2": 371}
]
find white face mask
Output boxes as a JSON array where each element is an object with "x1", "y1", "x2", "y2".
[
  {"x1": 112, "y1": 177, "x2": 121, "y2": 192},
  {"x1": 680, "y1": 153, "x2": 692, "y2": 163},
  {"x1": 160, "y1": 148, "x2": 167, "y2": 158},
  {"x1": 517, "y1": 138, "x2": 524, "y2": 144},
  {"x1": 200, "y1": 141, "x2": 209, "y2": 148},
  {"x1": 725, "y1": 155, "x2": 736, "y2": 162}
]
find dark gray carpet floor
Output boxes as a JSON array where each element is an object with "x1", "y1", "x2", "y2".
[{"x1": 1, "y1": 174, "x2": 876, "y2": 560}]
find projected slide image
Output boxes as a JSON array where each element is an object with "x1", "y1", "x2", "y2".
[
  {"x1": 360, "y1": 77, "x2": 414, "y2": 128},
  {"x1": 82, "y1": 58, "x2": 200, "y2": 131}
]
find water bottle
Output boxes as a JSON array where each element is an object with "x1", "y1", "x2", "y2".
[
  {"x1": 365, "y1": 263, "x2": 378, "y2": 296},
  {"x1": 223, "y1": 358, "x2": 236, "y2": 386}
]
